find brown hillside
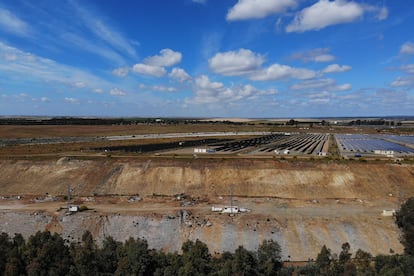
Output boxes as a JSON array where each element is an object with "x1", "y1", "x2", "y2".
[{"x1": 0, "y1": 158, "x2": 412, "y2": 199}]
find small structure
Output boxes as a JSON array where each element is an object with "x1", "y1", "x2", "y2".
[
  {"x1": 382, "y1": 209, "x2": 396, "y2": 216},
  {"x1": 194, "y1": 148, "x2": 207, "y2": 153},
  {"x1": 374, "y1": 150, "x2": 394, "y2": 157},
  {"x1": 211, "y1": 206, "x2": 223, "y2": 212},
  {"x1": 69, "y1": 205, "x2": 79, "y2": 212},
  {"x1": 222, "y1": 206, "x2": 239, "y2": 214}
]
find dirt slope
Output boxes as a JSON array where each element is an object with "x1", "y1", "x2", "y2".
[
  {"x1": 0, "y1": 158, "x2": 413, "y2": 199},
  {"x1": 0, "y1": 158, "x2": 413, "y2": 260}
]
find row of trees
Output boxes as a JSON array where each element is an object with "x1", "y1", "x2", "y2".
[
  {"x1": 1, "y1": 231, "x2": 413, "y2": 276},
  {"x1": 1, "y1": 197, "x2": 414, "y2": 275},
  {"x1": 0, "y1": 232, "x2": 283, "y2": 276}
]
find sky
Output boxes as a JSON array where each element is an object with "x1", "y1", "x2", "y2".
[{"x1": 0, "y1": 0, "x2": 413, "y2": 118}]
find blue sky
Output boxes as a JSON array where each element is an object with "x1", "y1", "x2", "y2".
[{"x1": 0, "y1": 0, "x2": 413, "y2": 118}]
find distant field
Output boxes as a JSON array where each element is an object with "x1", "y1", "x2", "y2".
[{"x1": 1, "y1": 122, "x2": 409, "y2": 140}]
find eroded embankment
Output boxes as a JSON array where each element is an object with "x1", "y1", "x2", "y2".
[
  {"x1": 0, "y1": 208, "x2": 403, "y2": 261},
  {"x1": 0, "y1": 158, "x2": 413, "y2": 199},
  {"x1": 0, "y1": 158, "x2": 412, "y2": 260}
]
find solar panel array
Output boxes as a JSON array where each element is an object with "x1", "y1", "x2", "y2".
[{"x1": 335, "y1": 134, "x2": 414, "y2": 155}]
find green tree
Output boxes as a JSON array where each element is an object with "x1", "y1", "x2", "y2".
[
  {"x1": 396, "y1": 197, "x2": 414, "y2": 255},
  {"x1": 0, "y1": 232, "x2": 13, "y2": 273},
  {"x1": 24, "y1": 231, "x2": 73, "y2": 275},
  {"x1": 71, "y1": 230, "x2": 98, "y2": 275},
  {"x1": 232, "y1": 246, "x2": 258, "y2": 275},
  {"x1": 354, "y1": 249, "x2": 374, "y2": 275},
  {"x1": 4, "y1": 248, "x2": 25, "y2": 276},
  {"x1": 316, "y1": 245, "x2": 332, "y2": 275},
  {"x1": 97, "y1": 236, "x2": 122, "y2": 274},
  {"x1": 179, "y1": 239, "x2": 211, "y2": 276},
  {"x1": 257, "y1": 239, "x2": 282, "y2": 275},
  {"x1": 332, "y1": 242, "x2": 353, "y2": 275},
  {"x1": 115, "y1": 237, "x2": 153, "y2": 275}
]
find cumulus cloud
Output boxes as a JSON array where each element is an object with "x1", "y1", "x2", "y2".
[
  {"x1": 112, "y1": 67, "x2": 129, "y2": 77},
  {"x1": 110, "y1": 88, "x2": 126, "y2": 96},
  {"x1": 286, "y1": 0, "x2": 364, "y2": 32},
  {"x1": 169, "y1": 67, "x2": 191, "y2": 82},
  {"x1": 0, "y1": 7, "x2": 30, "y2": 37},
  {"x1": 250, "y1": 64, "x2": 316, "y2": 81},
  {"x1": 209, "y1": 49, "x2": 265, "y2": 76},
  {"x1": 132, "y1": 63, "x2": 166, "y2": 77},
  {"x1": 322, "y1": 64, "x2": 352, "y2": 73},
  {"x1": 133, "y1": 49, "x2": 182, "y2": 78},
  {"x1": 291, "y1": 48, "x2": 335, "y2": 63},
  {"x1": 188, "y1": 75, "x2": 276, "y2": 104},
  {"x1": 144, "y1": 49, "x2": 182, "y2": 67},
  {"x1": 40, "y1": 97, "x2": 51, "y2": 103},
  {"x1": 226, "y1": 0, "x2": 297, "y2": 21},
  {"x1": 400, "y1": 42, "x2": 414, "y2": 55}
]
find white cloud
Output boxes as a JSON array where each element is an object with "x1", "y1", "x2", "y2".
[
  {"x1": 72, "y1": 81, "x2": 86, "y2": 88},
  {"x1": 291, "y1": 78, "x2": 336, "y2": 90},
  {"x1": 93, "y1": 88, "x2": 104, "y2": 94},
  {"x1": 226, "y1": 0, "x2": 297, "y2": 21},
  {"x1": 286, "y1": 0, "x2": 364, "y2": 33},
  {"x1": 291, "y1": 48, "x2": 335, "y2": 63},
  {"x1": 290, "y1": 78, "x2": 352, "y2": 91},
  {"x1": 65, "y1": 97, "x2": 80, "y2": 104},
  {"x1": 72, "y1": 2, "x2": 137, "y2": 57},
  {"x1": 314, "y1": 54, "x2": 335, "y2": 62},
  {"x1": 335, "y1": 83, "x2": 352, "y2": 91},
  {"x1": 132, "y1": 63, "x2": 166, "y2": 77},
  {"x1": 140, "y1": 84, "x2": 177, "y2": 92},
  {"x1": 192, "y1": 0, "x2": 207, "y2": 4},
  {"x1": 61, "y1": 32, "x2": 126, "y2": 65},
  {"x1": 400, "y1": 42, "x2": 414, "y2": 55},
  {"x1": 399, "y1": 64, "x2": 414, "y2": 74},
  {"x1": 110, "y1": 88, "x2": 127, "y2": 96},
  {"x1": 390, "y1": 77, "x2": 413, "y2": 87},
  {"x1": 112, "y1": 67, "x2": 129, "y2": 77},
  {"x1": 144, "y1": 49, "x2": 182, "y2": 67},
  {"x1": 188, "y1": 75, "x2": 276, "y2": 104},
  {"x1": 0, "y1": 42, "x2": 113, "y2": 91},
  {"x1": 169, "y1": 67, "x2": 191, "y2": 82},
  {"x1": 0, "y1": 7, "x2": 30, "y2": 37},
  {"x1": 40, "y1": 97, "x2": 51, "y2": 103},
  {"x1": 209, "y1": 49, "x2": 265, "y2": 76},
  {"x1": 322, "y1": 64, "x2": 352, "y2": 73},
  {"x1": 250, "y1": 64, "x2": 316, "y2": 81},
  {"x1": 377, "y1": 7, "x2": 388, "y2": 20}
]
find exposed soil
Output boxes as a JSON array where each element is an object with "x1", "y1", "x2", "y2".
[{"x1": 0, "y1": 157, "x2": 412, "y2": 260}]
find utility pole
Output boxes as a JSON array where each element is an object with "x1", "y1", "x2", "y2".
[{"x1": 230, "y1": 184, "x2": 234, "y2": 214}]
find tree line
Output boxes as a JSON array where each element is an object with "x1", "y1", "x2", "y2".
[{"x1": 1, "y1": 197, "x2": 414, "y2": 275}]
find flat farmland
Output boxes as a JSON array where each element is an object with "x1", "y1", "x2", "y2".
[{"x1": 0, "y1": 123, "x2": 275, "y2": 139}]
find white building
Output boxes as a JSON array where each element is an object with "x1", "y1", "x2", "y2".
[{"x1": 222, "y1": 206, "x2": 239, "y2": 214}]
